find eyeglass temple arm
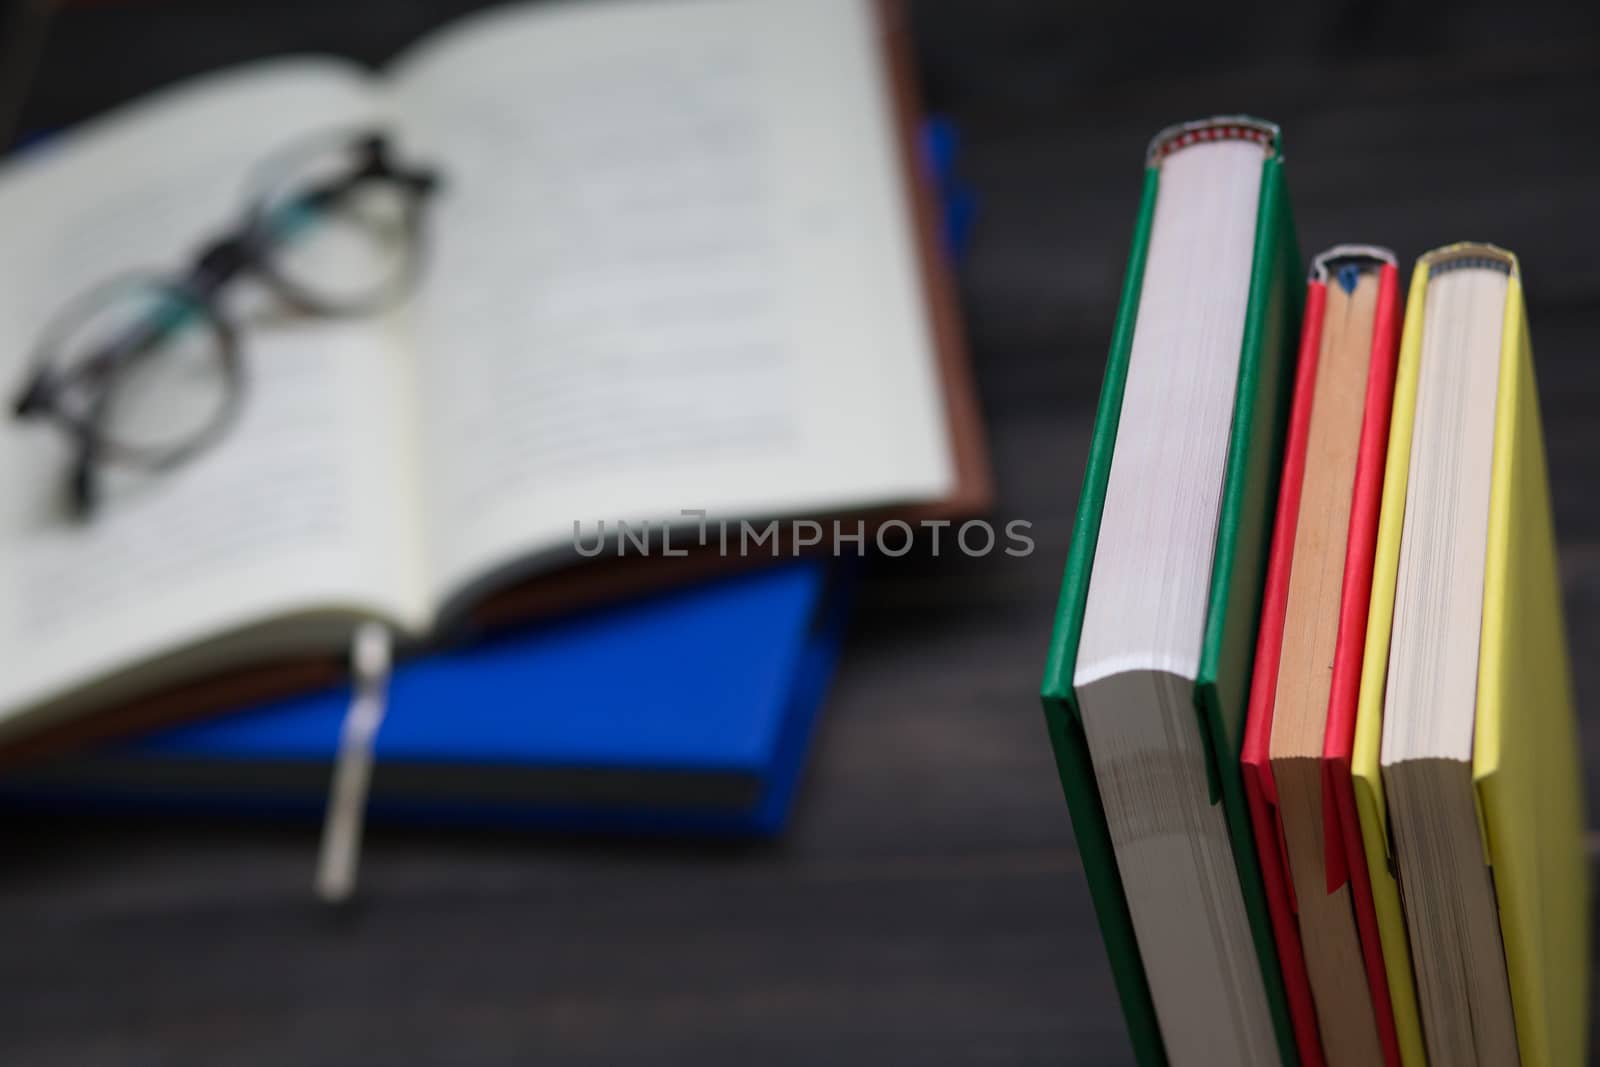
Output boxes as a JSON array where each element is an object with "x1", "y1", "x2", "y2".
[
  {"x1": 360, "y1": 132, "x2": 442, "y2": 192},
  {"x1": 69, "y1": 435, "x2": 99, "y2": 519},
  {"x1": 297, "y1": 135, "x2": 443, "y2": 209},
  {"x1": 12, "y1": 371, "x2": 48, "y2": 416}
]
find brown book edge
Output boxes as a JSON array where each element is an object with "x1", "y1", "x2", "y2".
[
  {"x1": 3, "y1": 0, "x2": 989, "y2": 767},
  {"x1": 0, "y1": 658, "x2": 342, "y2": 771}
]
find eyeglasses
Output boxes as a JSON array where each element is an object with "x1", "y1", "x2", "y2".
[{"x1": 10, "y1": 128, "x2": 441, "y2": 518}]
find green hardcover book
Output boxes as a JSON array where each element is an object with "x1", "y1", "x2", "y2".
[{"x1": 1040, "y1": 118, "x2": 1302, "y2": 1067}]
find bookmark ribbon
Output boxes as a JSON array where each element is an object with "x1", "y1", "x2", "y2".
[{"x1": 315, "y1": 622, "x2": 392, "y2": 903}]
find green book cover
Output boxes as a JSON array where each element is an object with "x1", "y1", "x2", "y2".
[{"x1": 1039, "y1": 120, "x2": 1302, "y2": 1067}]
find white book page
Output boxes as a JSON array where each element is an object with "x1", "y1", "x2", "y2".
[
  {"x1": 1074, "y1": 139, "x2": 1266, "y2": 682},
  {"x1": 386, "y1": 0, "x2": 953, "y2": 603},
  {"x1": 0, "y1": 60, "x2": 430, "y2": 726}
]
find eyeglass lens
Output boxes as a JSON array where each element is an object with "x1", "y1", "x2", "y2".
[
  {"x1": 42, "y1": 280, "x2": 233, "y2": 461},
  {"x1": 251, "y1": 136, "x2": 420, "y2": 312}
]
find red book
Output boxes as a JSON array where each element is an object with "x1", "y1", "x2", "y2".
[
  {"x1": 1242, "y1": 248, "x2": 1402, "y2": 1067},
  {"x1": 1321, "y1": 256, "x2": 1403, "y2": 1066},
  {"x1": 1242, "y1": 268, "x2": 1327, "y2": 1067}
]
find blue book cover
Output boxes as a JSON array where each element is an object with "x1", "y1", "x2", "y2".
[{"x1": 4, "y1": 560, "x2": 851, "y2": 837}]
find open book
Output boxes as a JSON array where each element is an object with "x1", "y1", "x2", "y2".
[{"x1": 0, "y1": 0, "x2": 986, "y2": 742}]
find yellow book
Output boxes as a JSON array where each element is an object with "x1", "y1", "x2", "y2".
[
  {"x1": 1352, "y1": 243, "x2": 1588, "y2": 1066},
  {"x1": 1476, "y1": 261, "x2": 1589, "y2": 1067}
]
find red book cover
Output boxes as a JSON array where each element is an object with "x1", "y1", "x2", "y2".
[
  {"x1": 1321, "y1": 260, "x2": 1403, "y2": 1067},
  {"x1": 1241, "y1": 276, "x2": 1326, "y2": 1067}
]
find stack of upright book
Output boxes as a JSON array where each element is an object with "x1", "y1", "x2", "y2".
[{"x1": 1041, "y1": 117, "x2": 1587, "y2": 1067}]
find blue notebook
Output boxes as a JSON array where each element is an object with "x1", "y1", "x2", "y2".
[{"x1": 4, "y1": 560, "x2": 850, "y2": 836}]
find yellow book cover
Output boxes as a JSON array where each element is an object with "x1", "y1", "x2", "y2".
[
  {"x1": 1475, "y1": 262, "x2": 1589, "y2": 1067},
  {"x1": 1353, "y1": 244, "x2": 1589, "y2": 1067}
]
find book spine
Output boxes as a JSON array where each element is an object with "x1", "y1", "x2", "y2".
[
  {"x1": 1351, "y1": 258, "x2": 1433, "y2": 1067},
  {"x1": 1321, "y1": 260, "x2": 1407, "y2": 1067},
  {"x1": 1039, "y1": 164, "x2": 1167, "y2": 1067},
  {"x1": 1243, "y1": 274, "x2": 1330, "y2": 1067},
  {"x1": 1192, "y1": 151, "x2": 1305, "y2": 1067}
]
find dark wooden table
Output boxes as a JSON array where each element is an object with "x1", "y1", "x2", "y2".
[{"x1": 2, "y1": 2, "x2": 1598, "y2": 1063}]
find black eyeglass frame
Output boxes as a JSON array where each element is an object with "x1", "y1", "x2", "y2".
[{"x1": 10, "y1": 129, "x2": 440, "y2": 517}]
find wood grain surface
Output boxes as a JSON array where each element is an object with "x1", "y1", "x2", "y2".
[{"x1": 1, "y1": 2, "x2": 1597, "y2": 1063}]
